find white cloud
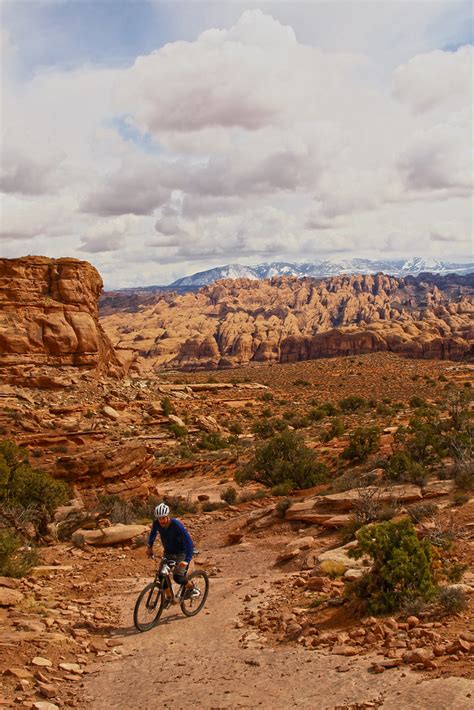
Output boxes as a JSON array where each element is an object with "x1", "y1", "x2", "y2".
[
  {"x1": 393, "y1": 45, "x2": 473, "y2": 114},
  {"x1": 1, "y1": 8, "x2": 472, "y2": 285}
]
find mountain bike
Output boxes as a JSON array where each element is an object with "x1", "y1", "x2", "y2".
[{"x1": 133, "y1": 555, "x2": 209, "y2": 632}]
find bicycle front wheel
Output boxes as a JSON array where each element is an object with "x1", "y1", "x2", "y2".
[
  {"x1": 180, "y1": 570, "x2": 209, "y2": 617},
  {"x1": 133, "y1": 582, "x2": 165, "y2": 631}
]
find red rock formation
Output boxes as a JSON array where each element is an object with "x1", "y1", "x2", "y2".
[
  {"x1": 102, "y1": 273, "x2": 473, "y2": 369},
  {"x1": 0, "y1": 256, "x2": 122, "y2": 386}
]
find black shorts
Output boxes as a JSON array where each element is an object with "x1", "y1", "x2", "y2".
[{"x1": 163, "y1": 553, "x2": 188, "y2": 584}]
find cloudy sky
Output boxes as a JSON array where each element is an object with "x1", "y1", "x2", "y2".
[{"x1": 0, "y1": 0, "x2": 472, "y2": 287}]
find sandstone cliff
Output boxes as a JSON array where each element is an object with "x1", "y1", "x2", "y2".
[
  {"x1": 102, "y1": 274, "x2": 473, "y2": 370},
  {"x1": 0, "y1": 256, "x2": 123, "y2": 386}
]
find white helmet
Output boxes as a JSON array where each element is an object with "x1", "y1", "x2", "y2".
[{"x1": 154, "y1": 503, "x2": 170, "y2": 518}]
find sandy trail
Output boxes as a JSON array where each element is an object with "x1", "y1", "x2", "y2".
[{"x1": 84, "y1": 516, "x2": 474, "y2": 710}]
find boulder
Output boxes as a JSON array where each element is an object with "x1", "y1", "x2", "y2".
[
  {"x1": 72, "y1": 523, "x2": 148, "y2": 547},
  {"x1": 0, "y1": 587, "x2": 24, "y2": 607}
]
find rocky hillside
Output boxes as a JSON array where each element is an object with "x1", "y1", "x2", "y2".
[
  {"x1": 102, "y1": 273, "x2": 473, "y2": 370},
  {"x1": 0, "y1": 257, "x2": 123, "y2": 387}
]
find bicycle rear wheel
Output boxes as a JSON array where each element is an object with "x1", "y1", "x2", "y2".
[
  {"x1": 133, "y1": 582, "x2": 165, "y2": 631},
  {"x1": 180, "y1": 570, "x2": 209, "y2": 617}
]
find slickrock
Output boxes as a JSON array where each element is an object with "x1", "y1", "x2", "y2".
[
  {"x1": 0, "y1": 256, "x2": 123, "y2": 386},
  {"x1": 101, "y1": 273, "x2": 473, "y2": 369}
]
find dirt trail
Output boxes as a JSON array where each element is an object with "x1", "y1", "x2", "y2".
[{"x1": 84, "y1": 516, "x2": 474, "y2": 710}]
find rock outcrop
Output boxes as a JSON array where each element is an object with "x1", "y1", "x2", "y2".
[
  {"x1": 102, "y1": 273, "x2": 473, "y2": 370},
  {"x1": 0, "y1": 257, "x2": 123, "y2": 386}
]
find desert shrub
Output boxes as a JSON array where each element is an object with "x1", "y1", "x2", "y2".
[
  {"x1": 437, "y1": 586, "x2": 468, "y2": 614},
  {"x1": 238, "y1": 430, "x2": 328, "y2": 490},
  {"x1": 385, "y1": 451, "x2": 428, "y2": 486},
  {"x1": 252, "y1": 420, "x2": 275, "y2": 439},
  {"x1": 341, "y1": 427, "x2": 380, "y2": 463},
  {"x1": 293, "y1": 379, "x2": 310, "y2": 386},
  {"x1": 308, "y1": 402, "x2": 338, "y2": 421},
  {"x1": 275, "y1": 497, "x2": 293, "y2": 517},
  {"x1": 400, "y1": 596, "x2": 429, "y2": 618},
  {"x1": 160, "y1": 397, "x2": 175, "y2": 416},
  {"x1": 228, "y1": 422, "x2": 243, "y2": 436},
  {"x1": 201, "y1": 501, "x2": 225, "y2": 512},
  {"x1": 347, "y1": 518, "x2": 436, "y2": 614},
  {"x1": 452, "y1": 493, "x2": 470, "y2": 507},
  {"x1": 220, "y1": 486, "x2": 238, "y2": 505},
  {"x1": 272, "y1": 418, "x2": 290, "y2": 432},
  {"x1": 320, "y1": 418, "x2": 345, "y2": 443},
  {"x1": 195, "y1": 432, "x2": 229, "y2": 451},
  {"x1": 271, "y1": 481, "x2": 293, "y2": 497},
  {"x1": 169, "y1": 423, "x2": 188, "y2": 438},
  {"x1": 97, "y1": 494, "x2": 160, "y2": 524},
  {"x1": 410, "y1": 396, "x2": 427, "y2": 408},
  {"x1": 0, "y1": 529, "x2": 38, "y2": 578},
  {"x1": 408, "y1": 502, "x2": 438, "y2": 523},
  {"x1": 260, "y1": 407, "x2": 273, "y2": 418},
  {"x1": 260, "y1": 391, "x2": 274, "y2": 402},
  {"x1": 0, "y1": 440, "x2": 68, "y2": 538},
  {"x1": 395, "y1": 414, "x2": 446, "y2": 466},
  {"x1": 286, "y1": 414, "x2": 311, "y2": 430},
  {"x1": 442, "y1": 560, "x2": 468, "y2": 583},
  {"x1": 339, "y1": 395, "x2": 366, "y2": 413},
  {"x1": 319, "y1": 559, "x2": 346, "y2": 579}
]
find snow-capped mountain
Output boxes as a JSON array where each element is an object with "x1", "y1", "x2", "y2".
[{"x1": 169, "y1": 258, "x2": 474, "y2": 287}]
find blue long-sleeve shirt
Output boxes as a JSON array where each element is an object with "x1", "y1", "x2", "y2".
[{"x1": 147, "y1": 518, "x2": 194, "y2": 563}]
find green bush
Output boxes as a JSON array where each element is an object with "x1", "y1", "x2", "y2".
[
  {"x1": 339, "y1": 395, "x2": 366, "y2": 413},
  {"x1": 271, "y1": 481, "x2": 293, "y2": 497},
  {"x1": 160, "y1": 397, "x2": 175, "y2": 416},
  {"x1": 347, "y1": 518, "x2": 436, "y2": 614},
  {"x1": 0, "y1": 529, "x2": 38, "y2": 578},
  {"x1": 195, "y1": 432, "x2": 229, "y2": 451},
  {"x1": 220, "y1": 486, "x2": 238, "y2": 505},
  {"x1": 308, "y1": 402, "x2": 338, "y2": 421},
  {"x1": 169, "y1": 423, "x2": 188, "y2": 438},
  {"x1": 228, "y1": 422, "x2": 243, "y2": 436},
  {"x1": 252, "y1": 420, "x2": 275, "y2": 439},
  {"x1": 320, "y1": 418, "x2": 345, "y2": 443},
  {"x1": 341, "y1": 427, "x2": 380, "y2": 463},
  {"x1": 385, "y1": 451, "x2": 428, "y2": 486},
  {"x1": 0, "y1": 440, "x2": 68, "y2": 537},
  {"x1": 239, "y1": 430, "x2": 328, "y2": 490},
  {"x1": 259, "y1": 391, "x2": 274, "y2": 402}
]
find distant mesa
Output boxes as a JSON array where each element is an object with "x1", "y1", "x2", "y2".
[
  {"x1": 0, "y1": 256, "x2": 123, "y2": 387},
  {"x1": 101, "y1": 271, "x2": 474, "y2": 371}
]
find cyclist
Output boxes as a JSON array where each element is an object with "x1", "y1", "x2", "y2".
[{"x1": 146, "y1": 503, "x2": 198, "y2": 600}]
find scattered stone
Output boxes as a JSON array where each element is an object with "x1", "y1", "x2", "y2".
[
  {"x1": 102, "y1": 405, "x2": 120, "y2": 421},
  {"x1": 31, "y1": 658, "x2": 53, "y2": 669}
]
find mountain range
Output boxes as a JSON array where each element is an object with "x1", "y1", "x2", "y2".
[{"x1": 169, "y1": 257, "x2": 474, "y2": 288}]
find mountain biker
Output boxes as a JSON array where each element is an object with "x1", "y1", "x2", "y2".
[{"x1": 146, "y1": 503, "x2": 198, "y2": 600}]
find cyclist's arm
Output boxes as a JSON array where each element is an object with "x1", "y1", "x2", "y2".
[
  {"x1": 176, "y1": 520, "x2": 194, "y2": 563},
  {"x1": 147, "y1": 520, "x2": 159, "y2": 549}
]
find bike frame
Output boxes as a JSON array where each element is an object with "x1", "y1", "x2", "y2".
[{"x1": 153, "y1": 556, "x2": 187, "y2": 603}]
